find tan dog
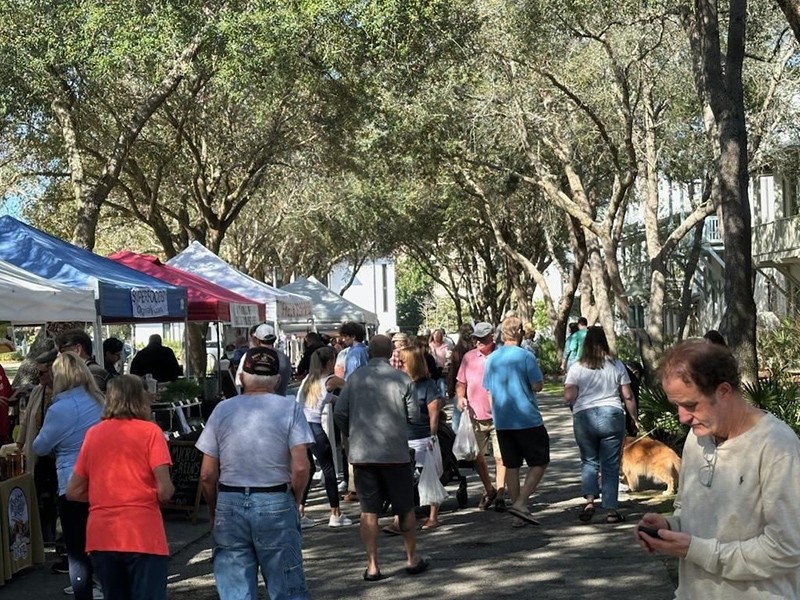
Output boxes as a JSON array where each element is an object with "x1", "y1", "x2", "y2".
[{"x1": 621, "y1": 436, "x2": 681, "y2": 495}]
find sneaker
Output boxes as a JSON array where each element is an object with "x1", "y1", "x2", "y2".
[
  {"x1": 52, "y1": 558, "x2": 70, "y2": 574},
  {"x1": 300, "y1": 515, "x2": 316, "y2": 529},
  {"x1": 63, "y1": 586, "x2": 74, "y2": 596},
  {"x1": 328, "y1": 513, "x2": 353, "y2": 527},
  {"x1": 337, "y1": 481, "x2": 348, "y2": 493}
]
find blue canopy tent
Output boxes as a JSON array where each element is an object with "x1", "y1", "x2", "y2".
[{"x1": 0, "y1": 216, "x2": 188, "y2": 367}]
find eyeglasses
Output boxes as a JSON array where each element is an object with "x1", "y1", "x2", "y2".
[{"x1": 699, "y1": 444, "x2": 717, "y2": 488}]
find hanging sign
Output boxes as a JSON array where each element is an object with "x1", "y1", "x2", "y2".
[
  {"x1": 277, "y1": 299, "x2": 313, "y2": 320},
  {"x1": 230, "y1": 304, "x2": 260, "y2": 328},
  {"x1": 130, "y1": 288, "x2": 169, "y2": 319}
]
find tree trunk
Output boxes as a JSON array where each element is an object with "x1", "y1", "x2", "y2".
[
  {"x1": 677, "y1": 219, "x2": 706, "y2": 340},
  {"x1": 776, "y1": 0, "x2": 800, "y2": 45},
  {"x1": 187, "y1": 322, "x2": 209, "y2": 379},
  {"x1": 587, "y1": 241, "x2": 617, "y2": 352},
  {"x1": 688, "y1": 0, "x2": 757, "y2": 380}
]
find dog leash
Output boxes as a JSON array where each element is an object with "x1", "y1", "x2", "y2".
[{"x1": 626, "y1": 428, "x2": 659, "y2": 447}]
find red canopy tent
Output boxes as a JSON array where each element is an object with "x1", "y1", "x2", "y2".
[{"x1": 108, "y1": 251, "x2": 266, "y2": 324}]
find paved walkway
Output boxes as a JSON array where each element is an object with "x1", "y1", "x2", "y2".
[{"x1": 7, "y1": 393, "x2": 677, "y2": 599}]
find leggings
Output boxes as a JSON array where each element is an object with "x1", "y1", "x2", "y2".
[{"x1": 302, "y1": 422, "x2": 340, "y2": 508}]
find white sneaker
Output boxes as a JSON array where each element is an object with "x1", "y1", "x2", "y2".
[
  {"x1": 63, "y1": 584, "x2": 103, "y2": 598},
  {"x1": 337, "y1": 481, "x2": 348, "y2": 493},
  {"x1": 328, "y1": 513, "x2": 353, "y2": 527},
  {"x1": 300, "y1": 515, "x2": 316, "y2": 529}
]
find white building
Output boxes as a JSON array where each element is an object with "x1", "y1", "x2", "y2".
[{"x1": 327, "y1": 258, "x2": 397, "y2": 333}]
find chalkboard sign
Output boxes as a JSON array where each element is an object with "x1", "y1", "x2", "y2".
[{"x1": 165, "y1": 441, "x2": 203, "y2": 524}]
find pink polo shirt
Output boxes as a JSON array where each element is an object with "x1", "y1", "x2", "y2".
[{"x1": 456, "y1": 347, "x2": 493, "y2": 421}]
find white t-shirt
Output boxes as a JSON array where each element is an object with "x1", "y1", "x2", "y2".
[
  {"x1": 335, "y1": 347, "x2": 349, "y2": 369},
  {"x1": 564, "y1": 358, "x2": 630, "y2": 414},
  {"x1": 296, "y1": 375, "x2": 336, "y2": 424}
]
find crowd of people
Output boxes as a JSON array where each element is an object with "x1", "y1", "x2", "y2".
[{"x1": 1, "y1": 315, "x2": 799, "y2": 600}]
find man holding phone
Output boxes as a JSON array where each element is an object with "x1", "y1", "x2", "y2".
[{"x1": 635, "y1": 341, "x2": 800, "y2": 599}]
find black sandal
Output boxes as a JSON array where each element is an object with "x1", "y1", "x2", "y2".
[
  {"x1": 405, "y1": 557, "x2": 430, "y2": 575},
  {"x1": 579, "y1": 503, "x2": 595, "y2": 522},
  {"x1": 478, "y1": 489, "x2": 497, "y2": 510},
  {"x1": 363, "y1": 569, "x2": 383, "y2": 581},
  {"x1": 606, "y1": 511, "x2": 626, "y2": 524}
]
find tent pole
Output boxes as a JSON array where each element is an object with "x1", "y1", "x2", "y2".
[
  {"x1": 217, "y1": 321, "x2": 222, "y2": 394},
  {"x1": 183, "y1": 317, "x2": 190, "y2": 378},
  {"x1": 94, "y1": 315, "x2": 104, "y2": 368}
]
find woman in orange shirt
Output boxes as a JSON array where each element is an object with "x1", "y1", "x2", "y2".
[{"x1": 67, "y1": 375, "x2": 174, "y2": 600}]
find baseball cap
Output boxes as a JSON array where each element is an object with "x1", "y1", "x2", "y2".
[
  {"x1": 254, "y1": 323, "x2": 276, "y2": 343},
  {"x1": 242, "y1": 347, "x2": 280, "y2": 376},
  {"x1": 471, "y1": 322, "x2": 493, "y2": 339}
]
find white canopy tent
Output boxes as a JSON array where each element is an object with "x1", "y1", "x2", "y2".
[
  {"x1": 280, "y1": 277, "x2": 378, "y2": 334},
  {"x1": 0, "y1": 259, "x2": 97, "y2": 324},
  {"x1": 166, "y1": 242, "x2": 313, "y2": 324}
]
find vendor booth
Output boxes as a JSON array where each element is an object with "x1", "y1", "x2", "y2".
[
  {"x1": 166, "y1": 241, "x2": 313, "y2": 324},
  {"x1": 0, "y1": 259, "x2": 97, "y2": 325},
  {"x1": 280, "y1": 277, "x2": 379, "y2": 334},
  {"x1": 0, "y1": 260, "x2": 96, "y2": 584}
]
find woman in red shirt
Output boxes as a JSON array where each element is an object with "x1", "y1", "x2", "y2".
[{"x1": 67, "y1": 375, "x2": 174, "y2": 600}]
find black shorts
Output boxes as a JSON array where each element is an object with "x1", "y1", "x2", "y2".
[
  {"x1": 353, "y1": 464, "x2": 415, "y2": 515},
  {"x1": 496, "y1": 426, "x2": 550, "y2": 469}
]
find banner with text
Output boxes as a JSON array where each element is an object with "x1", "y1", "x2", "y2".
[
  {"x1": 130, "y1": 288, "x2": 169, "y2": 319},
  {"x1": 230, "y1": 303, "x2": 261, "y2": 328}
]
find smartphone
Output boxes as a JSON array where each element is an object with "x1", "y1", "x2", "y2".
[{"x1": 638, "y1": 525, "x2": 661, "y2": 539}]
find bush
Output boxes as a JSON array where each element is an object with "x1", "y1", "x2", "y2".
[
  {"x1": 638, "y1": 384, "x2": 689, "y2": 451},
  {"x1": 535, "y1": 337, "x2": 560, "y2": 376},
  {"x1": 743, "y1": 376, "x2": 800, "y2": 436},
  {"x1": 616, "y1": 334, "x2": 639, "y2": 365},
  {"x1": 0, "y1": 351, "x2": 23, "y2": 362},
  {"x1": 758, "y1": 318, "x2": 800, "y2": 374}
]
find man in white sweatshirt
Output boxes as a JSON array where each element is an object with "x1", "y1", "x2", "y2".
[{"x1": 635, "y1": 341, "x2": 800, "y2": 599}]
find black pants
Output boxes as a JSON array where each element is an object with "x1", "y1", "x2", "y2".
[
  {"x1": 302, "y1": 422, "x2": 340, "y2": 508},
  {"x1": 57, "y1": 495, "x2": 93, "y2": 600},
  {"x1": 91, "y1": 552, "x2": 169, "y2": 600},
  {"x1": 34, "y1": 456, "x2": 59, "y2": 543}
]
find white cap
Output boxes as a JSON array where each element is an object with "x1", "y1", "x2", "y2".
[{"x1": 254, "y1": 323, "x2": 276, "y2": 341}]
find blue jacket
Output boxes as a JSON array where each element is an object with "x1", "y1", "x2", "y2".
[
  {"x1": 344, "y1": 343, "x2": 369, "y2": 380},
  {"x1": 32, "y1": 386, "x2": 103, "y2": 495}
]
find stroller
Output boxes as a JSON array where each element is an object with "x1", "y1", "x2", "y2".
[{"x1": 435, "y1": 413, "x2": 469, "y2": 508}]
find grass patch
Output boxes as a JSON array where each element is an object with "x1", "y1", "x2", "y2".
[{"x1": 542, "y1": 380, "x2": 564, "y2": 395}]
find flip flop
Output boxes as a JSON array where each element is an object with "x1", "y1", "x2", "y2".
[
  {"x1": 382, "y1": 525, "x2": 401, "y2": 536},
  {"x1": 421, "y1": 521, "x2": 438, "y2": 530},
  {"x1": 363, "y1": 569, "x2": 383, "y2": 582},
  {"x1": 478, "y1": 489, "x2": 498, "y2": 510},
  {"x1": 405, "y1": 557, "x2": 430, "y2": 575},
  {"x1": 494, "y1": 497, "x2": 507, "y2": 513},
  {"x1": 606, "y1": 512, "x2": 626, "y2": 524},
  {"x1": 579, "y1": 504, "x2": 596, "y2": 522},
  {"x1": 512, "y1": 517, "x2": 527, "y2": 528},
  {"x1": 507, "y1": 507, "x2": 540, "y2": 525}
]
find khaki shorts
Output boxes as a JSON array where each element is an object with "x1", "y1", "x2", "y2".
[{"x1": 472, "y1": 418, "x2": 501, "y2": 458}]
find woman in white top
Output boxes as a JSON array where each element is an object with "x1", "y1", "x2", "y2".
[
  {"x1": 297, "y1": 346, "x2": 352, "y2": 528},
  {"x1": 564, "y1": 327, "x2": 641, "y2": 524}
]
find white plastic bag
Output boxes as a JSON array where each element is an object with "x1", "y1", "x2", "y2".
[
  {"x1": 453, "y1": 409, "x2": 479, "y2": 461},
  {"x1": 430, "y1": 437, "x2": 443, "y2": 478},
  {"x1": 419, "y1": 441, "x2": 448, "y2": 506}
]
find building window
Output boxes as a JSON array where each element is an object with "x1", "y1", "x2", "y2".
[{"x1": 382, "y1": 264, "x2": 388, "y2": 313}]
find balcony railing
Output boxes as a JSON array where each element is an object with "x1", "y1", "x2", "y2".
[
  {"x1": 703, "y1": 216, "x2": 721, "y2": 244},
  {"x1": 753, "y1": 217, "x2": 800, "y2": 265}
]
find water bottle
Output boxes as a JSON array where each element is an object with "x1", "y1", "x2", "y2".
[{"x1": 144, "y1": 374, "x2": 157, "y2": 394}]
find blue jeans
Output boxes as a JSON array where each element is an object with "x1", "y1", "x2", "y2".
[
  {"x1": 91, "y1": 552, "x2": 168, "y2": 600},
  {"x1": 451, "y1": 396, "x2": 462, "y2": 433},
  {"x1": 572, "y1": 406, "x2": 626, "y2": 509},
  {"x1": 302, "y1": 422, "x2": 339, "y2": 508},
  {"x1": 213, "y1": 490, "x2": 309, "y2": 600}
]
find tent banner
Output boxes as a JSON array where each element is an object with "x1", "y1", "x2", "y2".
[
  {"x1": 130, "y1": 288, "x2": 169, "y2": 319},
  {"x1": 277, "y1": 299, "x2": 313, "y2": 320},
  {"x1": 230, "y1": 303, "x2": 260, "y2": 328}
]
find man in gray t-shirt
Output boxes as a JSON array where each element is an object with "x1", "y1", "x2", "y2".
[
  {"x1": 197, "y1": 347, "x2": 313, "y2": 599},
  {"x1": 234, "y1": 323, "x2": 293, "y2": 396}
]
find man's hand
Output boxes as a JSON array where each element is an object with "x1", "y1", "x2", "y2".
[
  {"x1": 634, "y1": 513, "x2": 690, "y2": 558},
  {"x1": 458, "y1": 397, "x2": 467, "y2": 412},
  {"x1": 560, "y1": 362, "x2": 566, "y2": 372}
]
